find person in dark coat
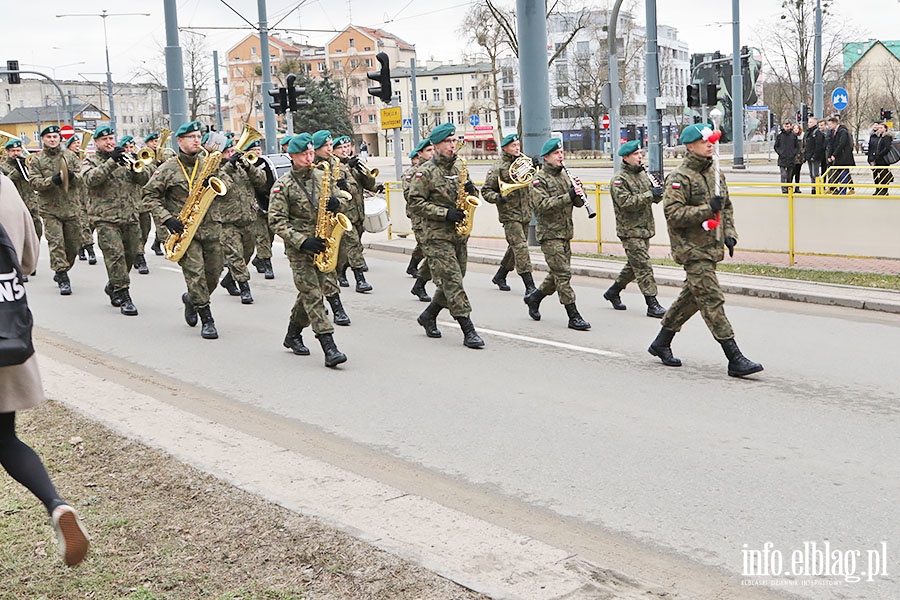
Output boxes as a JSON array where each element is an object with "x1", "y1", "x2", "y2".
[
  {"x1": 825, "y1": 116, "x2": 855, "y2": 195},
  {"x1": 804, "y1": 117, "x2": 826, "y2": 194},
  {"x1": 867, "y1": 122, "x2": 894, "y2": 196},
  {"x1": 774, "y1": 120, "x2": 799, "y2": 193}
]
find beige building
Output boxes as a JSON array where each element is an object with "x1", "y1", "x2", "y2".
[{"x1": 843, "y1": 40, "x2": 900, "y2": 130}]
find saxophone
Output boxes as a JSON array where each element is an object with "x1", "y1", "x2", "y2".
[
  {"x1": 454, "y1": 139, "x2": 480, "y2": 235},
  {"x1": 313, "y1": 160, "x2": 352, "y2": 272},
  {"x1": 165, "y1": 151, "x2": 227, "y2": 262}
]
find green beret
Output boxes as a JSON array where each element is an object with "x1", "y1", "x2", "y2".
[
  {"x1": 617, "y1": 140, "x2": 641, "y2": 157},
  {"x1": 225, "y1": 132, "x2": 235, "y2": 139},
  {"x1": 280, "y1": 136, "x2": 292, "y2": 147},
  {"x1": 540, "y1": 137, "x2": 562, "y2": 156},
  {"x1": 501, "y1": 133, "x2": 519, "y2": 147},
  {"x1": 4, "y1": 139, "x2": 22, "y2": 150},
  {"x1": 93, "y1": 126, "x2": 115, "y2": 140},
  {"x1": 144, "y1": 132, "x2": 159, "y2": 143},
  {"x1": 65, "y1": 136, "x2": 79, "y2": 147},
  {"x1": 679, "y1": 123, "x2": 713, "y2": 145},
  {"x1": 40, "y1": 125, "x2": 61, "y2": 137},
  {"x1": 201, "y1": 132, "x2": 210, "y2": 145},
  {"x1": 312, "y1": 130, "x2": 332, "y2": 150},
  {"x1": 119, "y1": 135, "x2": 134, "y2": 146},
  {"x1": 246, "y1": 139, "x2": 261, "y2": 149},
  {"x1": 429, "y1": 122, "x2": 456, "y2": 145},
  {"x1": 410, "y1": 138, "x2": 432, "y2": 158},
  {"x1": 333, "y1": 135, "x2": 351, "y2": 147},
  {"x1": 175, "y1": 120, "x2": 203, "y2": 138},
  {"x1": 287, "y1": 133, "x2": 314, "y2": 154}
]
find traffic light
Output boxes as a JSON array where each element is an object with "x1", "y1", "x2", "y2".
[
  {"x1": 705, "y1": 83, "x2": 719, "y2": 107},
  {"x1": 769, "y1": 112, "x2": 776, "y2": 130},
  {"x1": 6, "y1": 60, "x2": 20, "y2": 84},
  {"x1": 367, "y1": 52, "x2": 392, "y2": 104},
  {"x1": 880, "y1": 108, "x2": 893, "y2": 121},
  {"x1": 285, "y1": 74, "x2": 312, "y2": 110},
  {"x1": 268, "y1": 87, "x2": 287, "y2": 115},
  {"x1": 686, "y1": 84, "x2": 700, "y2": 108},
  {"x1": 801, "y1": 104, "x2": 810, "y2": 123}
]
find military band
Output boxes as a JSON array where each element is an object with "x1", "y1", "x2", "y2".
[
  {"x1": 333, "y1": 134, "x2": 377, "y2": 293},
  {"x1": 403, "y1": 139, "x2": 433, "y2": 302}
]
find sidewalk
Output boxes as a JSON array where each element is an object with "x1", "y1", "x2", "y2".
[{"x1": 366, "y1": 236, "x2": 900, "y2": 314}]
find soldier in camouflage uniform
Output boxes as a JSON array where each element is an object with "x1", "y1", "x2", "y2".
[
  {"x1": 143, "y1": 133, "x2": 168, "y2": 257},
  {"x1": 407, "y1": 122, "x2": 485, "y2": 349},
  {"x1": 65, "y1": 135, "x2": 98, "y2": 267},
  {"x1": 143, "y1": 121, "x2": 224, "y2": 340},
  {"x1": 403, "y1": 139, "x2": 433, "y2": 302},
  {"x1": 604, "y1": 140, "x2": 666, "y2": 318},
  {"x1": 268, "y1": 133, "x2": 347, "y2": 368},
  {"x1": 648, "y1": 123, "x2": 763, "y2": 378},
  {"x1": 81, "y1": 126, "x2": 146, "y2": 315},
  {"x1": 217, "y1": 141, "x2": 267, "y2": 304},
  {"x1": 481, "y1": 133, "x2": 537, "y2": 296},
  {"x1": 0, "y1": 139, "x2": 42, "y2": 248},
  {"x1": 29, "y1": 125, "x2": 83, "y2": 295},
  {"x1": 333, "y1": 135, "x2": 377, "y2": 292},
  {"x1": 114, "y1": 135, "x2": 149, "y2": 274},
  {"x1": 523, "y1": 138, "x2": 591, "y2": 331}
]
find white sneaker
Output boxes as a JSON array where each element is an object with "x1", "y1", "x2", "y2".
[{"x1": 51, "y1": 504, "x2": 89, "y2": 567}]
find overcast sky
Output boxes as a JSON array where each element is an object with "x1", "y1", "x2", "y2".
[{"x1": 6, "y1": 0, "x2": 898, "y2": 85}]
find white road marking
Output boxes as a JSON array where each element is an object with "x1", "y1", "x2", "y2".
[{"x1": 438, "y1": 321, "x2": 625, "y2": 358}]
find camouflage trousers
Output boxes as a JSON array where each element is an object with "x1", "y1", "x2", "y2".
[
  {"x1": 221, "y1": 221, "x2": 255, "y2": 283},
  {"x1": 178, "y1": 224, "x2": 224, "y2": 309},
  {"x1": 286, "y1": 247, "x2": 334, "y2": 336},
  {"x1": 614, "y1": 237, "x2": 658, "y2": 296},
  {"x1": 138, "y1": 210, "x2": 155, "y2": 250},
  {"x1": 422, "y1": 237, "x2": 470, "y2": 318},
  {"x1": 31, "y1": 215, "x2": 43, "y2": 241},
  {"x1": 411, "y1": 219, "x2": 430, "y2": 282},
  {"x1": 538, "y1": 238, "x2": 575, "y2": 305},
  {"x1": 43, "y1": 214, "x2": 82, "y2": 272},
  {"x1": 661, "y1": 259, "x2": 734, "y2": 341},
  {"x1": 499, "y1": 219, "x2": 533, "y2": 275},
  {"x1": 255, "y1": 211, "x2": 274, "y2": 259},
  {"x1": 336, "y1": 219, "x2": 365, "y2": 271},
  {"x1": 96, "y1": 220, "x2": 141, "y2": 292},
  {"x1": 80, "y1": 211, "x2": 94, "y2": 249}
]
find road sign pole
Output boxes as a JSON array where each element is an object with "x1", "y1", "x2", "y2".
[{"x1": 393, "y1": 95, "x2": 402, "y2": 180}]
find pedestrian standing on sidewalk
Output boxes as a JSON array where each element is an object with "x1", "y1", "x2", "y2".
[
  {"x1": 774, "y1": 120, "x2": 799, "y2": 193},
  {"x1": 804, "y1": 117, "x2": 825, "y2": 194},
  {"x1": 791, "y1": 124, "x2": 805, "y2": 193},
  {"x1": 0, "y1": 173, "x2": 90, "y2": 567},
  {"x1": 868, "y1": 122, "x2": 894, "y2": 196},
  {"x1": 825, "y1": 115, "x2": 855, "y2": 195}
]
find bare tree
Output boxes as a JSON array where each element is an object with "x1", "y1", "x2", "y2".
[
  {"x1": 483, "y1": 0, "x2": 589, "y2": 66},
  {"x1": 461, "y1": 2, "x2": 513, "y2": 143},
  {"x1": 135, "y1": 33, "x2": 215, "y2": 122}
]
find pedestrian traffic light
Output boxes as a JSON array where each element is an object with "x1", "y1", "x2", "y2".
[
  {"x1": 267, "y1": 87, "x2": 287, "y2": 115},
  {"x1": 6, "y1": 60, "x2": 20, "y2": 85},
  {"x1": 366, "y1": 52, "x2": 392, "y2": 104},
  {"x1": 285, "y1": 74, "x2": 312, "y2": 111},
  {"x1": 686, "y1": 84, "x2": 700, "y2": 108},
  {"x1": 705, "y1": 83, "x2": 719, "y2": 107}
]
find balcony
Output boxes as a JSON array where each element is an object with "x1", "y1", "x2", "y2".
[{"x1": 427, "y1": 99, "x2": 444, "y2": 110}]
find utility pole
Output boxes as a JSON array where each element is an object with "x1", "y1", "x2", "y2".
[
  {"x1": 163, "y1": 0, "x2": 187, "y2": 133},
  {"x1": 213, "y1": 50, "x2": 224, "y2": 131},
  {"x1": 608, "y1": 0, "x2": 626, "y2": 169},
  {"x1": 731, "y1": 0, "x2": 745, "y2": 169},
  {"x1": 516, "y1": 0, "x2": 551, "y2": 159},
  {"x1": 258, "y1": 0, "x2": 278, "y2": 155},
  {"x1": 410, "y1": 57, "x2": 421, "y2": 147},
  {"x1": 644, "y1": 0, "x2": 663, "y2": 177},
  {"x1": 813, "y1": 0, "x2": 824, "y2": 119}
]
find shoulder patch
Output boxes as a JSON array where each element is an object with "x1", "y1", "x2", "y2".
[
  {"x1": 272, "y1": 187, "x2": 280, "y2": 194},
  {"x1": 533, "y1": 179, "x2": 542, "y2": 186},
  {"x1": 487, "y1": 170, "x2": 493, "y2": 176},
  {"x1": 613, "y1": 179, "x2": 622, "y2": 185},
  {"x1": 153, "y1": 170, "x2": 160, "y2": 176},
  {"x1": 404, "y1": 175, "x2": 411, "y2": 181},
  {"x1": 414, "y1": 172, "x2": 423, "y2": 178},
  {"x1": 671, "y1": 182, "x2": 681, "y2": 189}
]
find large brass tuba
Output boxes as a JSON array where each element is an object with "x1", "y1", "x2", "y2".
[
  {"x1": 499, "y1": 154, "x2": 537, "y2": 197},
  {"x1": 235, "y1": 124, "x2": 264, "y2": 164},
  {"x1": 313, "y1": 160, "x2": 352, "y2": 272},
  {"x1": 454, "y1": 138, "x2": 480, "y2": 235},
  {"x1": 164, "y1": 151, "x2": 227, "y2": 262},
  {"x1": 156, "y1": 128, "x2": 172, "y2": 163}
]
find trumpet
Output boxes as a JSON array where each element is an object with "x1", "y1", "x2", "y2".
[
  {"x1": 499, "y1": 154, "x2": 537, "y2": 196},
  {"x1": 119, "y1": 152, "x2": 145, "y2": 173},
  {"x1": 352, "y1": 157, "x2": 378, "y2": 179},
  {"x1": 235, "y1": 124, "x2": 263, "y2": 165},
  {"x1": 561, "y1": 162, "x2": 596, "y2": 219}
]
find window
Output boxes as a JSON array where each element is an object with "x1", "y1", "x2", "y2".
[
  {"x1": 556, "y1": 65, "x2": 568, "y2": 83},
  {"x1": 317, "y1": 62, "x2": 325, "y2": 72},
  {"x1": 258, "y1": 120, "x2": 264, "y2": 129},
  {"x1": 420, "y1": 89, "x2": 428, "y2": 102},
  {"x1": 446, "y1": 87, "x2": 453, "y2": 101},
  {"x1": 503, "y1": 109, "x2": 516, "y2": 128},
  {"x1": 455, "y1": 111, "x2": 464, "y2": 125},
  {"x1": 349, "y1": 38, "x2": 355, "y2": 47},
  {"x1": 368, "y1": 114, "x2": 376, "y2": 123},
  {"x1": 554, "y1": 42, "x2": 567, "y2": 60},
  {"x1": 365, "y1": 58, "x2": 373, "y2": 68},
  {"x1": 482, "y1": 88, "x2": 491, "y2": 99},
  {"x1": 251, "y1": 46, "x2": 257, "y2": 56},
  {"x1": 421, "y1": 114, "x2": 429, "y2": 129},
  {"x1": 349, "y1": 59, "x2": 359, "y2": 69},
  {"x1": 364, "y1": 46, "x2": 371, "y2": 51},
  {"x1": 432, "y1": 89, "x2": 440, "y2": 102},
  {"x1": 446, "y1": 111, "x2": 453, "y2": 124},
  {"x1": 470, "y1": 86, "x2": 478, "y2": 100},
  {"x1": 367, "y1": 96, "x2": 376, "y2": 105},
  {"x1": 333, "y1": 60, "x2": 343, "y2": 70},
  {"x1": 354, "y1": 115, "x2": 362, "y2": 124},
  {"x1": 501, "y1": 67, "x2": 514, "y2": 85},
  {"x1": 484, "y1": 112, "x2": 492, "y2": 124},
  {"x1": 434, "y1": 114, "x2": 442, "y2": 126},
  {"x1": 503, "y1": 89, "x2": 515, "y2": 106},
  {"x1": 352, "y1": 96, "x2": 361, "y2": 106},
  {"x1": 455, "y1": 86, "x2": 463, "y2": 100},
  {"x1": 576, "y1": 41, "x2": 590, "y2": 56}
]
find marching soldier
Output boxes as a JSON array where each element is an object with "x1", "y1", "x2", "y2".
[
  {"x1": 268, "y1": 133, "x2": 348, "y2": 368},
  {"x1": 403, "y1": 139, "x2": 433, "y2": 302},
  {"x1": 113, "y1": 135, "x2": 150, "y2": 275},
  {"x1": 407, "y1": 122, "x2": 485, "y2": 349},
  {"x1": 648, "y1": 123, "x2": 763, "y2": 377},
  {"x1": 481, "y1": 133, "x2": 537, "y2": 296},
  {"x1": 247, "y1": 139, "x2": 276, "y2": 280},
  {"x1": 29, "y1": 125, "x2": 83, "y2": 295},
  {"x1": 143, "y1": 132, "x2": 167, "y2": 256},
  {"x1": 143, "y1": 121, "x2": 225, "y2": 340},
  {"x1": 280, "y1": 136, "x2": 291, "y2": 154},
  {"x1": 523, "y1": 138, "x2": 591, "y2": 331},
  {"x1": 81, "y1": 126, "x2": 146, "y2": 315},
  {"x1": 65, "y1": 135, "x2": 97, "y2": 266},
  {"x1": 604, "y1": 140, "x2": 666, "y2": 318},
  {"x1": 0, "y1": 139, "x2": 42, "y2": 245},
  {"x1": 333, "y1": 134, "x2": 375, "y2": 293}
]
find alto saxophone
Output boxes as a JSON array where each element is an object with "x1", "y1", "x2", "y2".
[
  {"x1": 313, "y1": 160, "x2": 352, "y2": 272},
  {"x1": 165, "y1": 151, "x2": 227, "y2": 262},
  {"x1": 454, "y1": 139, "x2": 480, "y2": 235}
]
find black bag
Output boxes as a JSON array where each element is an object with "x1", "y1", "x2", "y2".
[
  {"x1": 885, "y1": 143, "x2": 900, "y2": 166},
  {"x1": 0, "y1": 222, "x2": 34, "y2": 366}
]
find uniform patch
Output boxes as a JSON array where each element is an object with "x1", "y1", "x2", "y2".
[
  {"x1": 153, "y1": 170, "x2": 160, "y2": 175},
  {"x1": 414, "y1": 172, "x2": 423, "y2": 178},
  {"x1": 671, "y1": 182, "x2": 681, "y2": 189},
  {"x1": 272, "y1": 187, "x2": 280, "y2": 193},
  {"x1": 404, "y1": 175, "x2": 411, "y2": 181},
  {"x1": 533, "y1": 179, "x2": 542, "y2": 186},
  {"x1": 613, "y1": 179, "x2": 622, "y2": 185}
]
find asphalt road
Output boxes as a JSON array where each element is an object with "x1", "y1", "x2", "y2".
[{"x1": 29, "y1": 243, "x2": 900, "y2": 599}]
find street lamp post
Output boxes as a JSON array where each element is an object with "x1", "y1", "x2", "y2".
[{"x1": 56, "y1": 10, "x2": 150, "y2": 133}]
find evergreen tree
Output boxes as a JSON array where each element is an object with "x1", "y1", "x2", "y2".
[{"x1": 291, "y1": 72, "x2": 353, "y2": 138}]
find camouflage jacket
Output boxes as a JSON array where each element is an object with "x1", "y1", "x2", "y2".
[
  {"x1": 407, "y1": 152, "x2": 473, "y2": 242},
  {"x1": 481, "y1": 152, "x2": 533, "y2": 223},
  {"x1": 218, "y1": 159, "x2": 267, "y2": 225},
  {"x1": 0, "y1": 157, "x2": 38, "y2": 216},
  {"x1": 82, "y1": 150, "x2": 147, "y2": 223},
  {"x1": 268, "y1": 165, "x2": 326, "y2": 252},
  {"x1": 532, "y1": 163, "x2": 581, "y2": 242},
  {"x1": 313, "y1": 156, "x2": 352, "y2": 216},
  {"x1": 29, "y1": 145, "x2": 82, "y2": 218},
  {"x1": 402, "y1": 163, "x2": 418, "y2": 218},
  {"x1": 339, "y1": 156, "x2": 377, "y2": 223},
  {"x1": 663, "y1": 152, "x2": 737, "y2": 265},
  {"x1": 142, "y1": 151, "x2": 222, "y2": 234},
  {"x1": 610, "y1": 163, "x2": 659, "y2": 239}
]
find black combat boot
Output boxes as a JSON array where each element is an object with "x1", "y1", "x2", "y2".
[
  {"x1": 521, "y1": 272, "x2": 537, "y2": 297},
  {"x1": 603, "y1": 282, "x2": 626, "y2": 310},
  {"x1": 417, "y1": 302, "x2": 443, "y2": 338},
  {"x1": 263, "y1": 258, "x2": 274, "y2": 280},
  {"x1": 182, "y1": 292, "x2": 198, "y2": 327},
  {"x1": 118, "y1": 288, "x2": 138, "y2": 316},
  {"x1": 86, "y1": 245, "x2": 97, "y2": 265},
  {"x1": 316, "y1": 333, "x2": 347, "y2": 367},
  {"x1": 219, "y1": 272, "x2": 239, "y2": 296},
  {"x1": 337, "y1": 265, "x2": 350, "y2": 287},
  {"x1": 326, "y1": 294, "x2": 351, "y2": 326},
  {"x1": 564, "y1": 303, "x2": 591, "y2": 330},
  {"x1": 645, "y1": 296, "x2": 666, "y2": 318},
  {"x1": 104, "y1": 282, "x2": 122, "y2": 307},
  {"x1": 134, "y1": 253, "x2": 149, "y2": 274},
  {"x1": 252, "y1": 256, "x2": 266, "y2": 273},
  {"x1": 53, "y1": 271, "x2": 72, "y2": 296},
  {"x1": 648, "y1": 327, "x2": 682, "y2": 367},
  {"x1": 238, "y1": 280, "x2": 254, "y2": 305},
  {"x1": 78, "y1": 248, "x2": 87, "y2": 261},
  {"x1": 455, "y1": 316, "x2": 485, "y2": 348},
  {"x1": 353, "y1": 267, "x2": 372, "y2": 293},
  {"x1": 151, "y1": 239, "x2": 163, "y2": 256},
  {"x1": 197, "y1": 305, "x2": 218, "y2": 339},
  {"x1": 524, "y1": 289, "x2": 545, "y2": 321},
  {"x1": 360, "y1": 260, "x2": 369, "y2": 272},
  {"x1": 720, "y1": 339, "x2": 764, "y2": 378},
  {"x1": 406, "y1": 256, "x2": 420, "y2": 278},
  {"x1": 283, "y1": 324, "x2": 310, "y2": 356},
  {"x1": 491, "y1": 266, "x2": 511, "y2": 291},
  {"x1": 410, "y1": 277, "x2": 431, "y2": 302}
]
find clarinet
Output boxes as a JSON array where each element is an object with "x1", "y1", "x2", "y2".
[{"x1": 561, "y1": 162, "x2": 596, "y2": 219}]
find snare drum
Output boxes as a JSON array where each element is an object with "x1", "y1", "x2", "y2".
[{"x1": 363, "y1": 197, "x2": 391, "y2": 233}]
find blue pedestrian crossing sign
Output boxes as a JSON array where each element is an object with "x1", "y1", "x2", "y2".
[
  {"x1": 469, "y1": 114, "x2": 480, "y2": 127},
  {"x1": 831, "y1": 87, "x2": 849, "y2": 111},
  {"x1": 402, "y1": 118, "x2": 412, "y2": 130}
]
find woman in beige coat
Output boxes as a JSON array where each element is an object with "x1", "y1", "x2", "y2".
[{"x1": 0, "y1": 173, "x2": 89, "y2": 567}]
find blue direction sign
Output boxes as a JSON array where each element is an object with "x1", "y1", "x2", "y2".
[
  {"x1": 469, "y1": 114, "x2": 480, "y2": 127},
  {"x1": 831, "y1": 87, "x2": 849, "y2": 111},
  {"x1": 746, "y1": 105, "x2": 769, "y2": 111},
  {"x1": 401, "y1": 117, "x2": 412, "y2": 130}
]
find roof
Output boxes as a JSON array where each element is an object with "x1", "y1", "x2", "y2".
[
  {"x1": 226, "y1": 33, "x2": 306, "y2": 56},
  {"x1": 354, "y1": 26, "x2": 415, "y2": 52},
  {"x1": 391, "y1": 62, "x2": 494, "y2": 79},
  {"x1": 844, "y1": 40, "x2": 900, "y2": 72},
  {"x1": 0, "y1": 103, "x2": 106, "y2": 125}
]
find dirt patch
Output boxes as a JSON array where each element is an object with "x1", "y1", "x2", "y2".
[{"x1": 0, "y1": 401, "x2": 488, "y2": 600}]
